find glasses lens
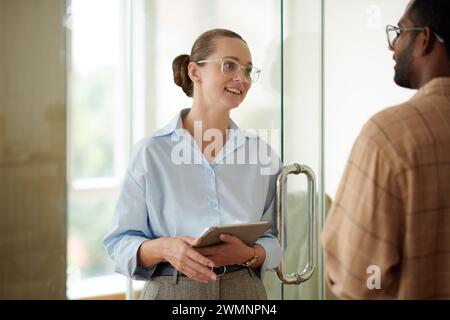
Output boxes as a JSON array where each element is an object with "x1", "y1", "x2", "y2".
[
  {"x1": 221, "y1": 59, "x2": 260, "y2": 83},
  {"x1": 244, "y1": 67, "x2": 254, "y2": 81},
  {"x1": 250, "y1": 69, "x2": 260, "y2": 83},
  {"x1": 386, "y1": 26, "x2": 399, "y2": 48},
  {"x1": 389, "y1": 31, "x2": 396, "y2": 48},
  {"x1": 222, "y1": 60, "x2": 238, "y2": 75}
]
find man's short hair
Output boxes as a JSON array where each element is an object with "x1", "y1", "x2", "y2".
[{"x1": 409, "y1": 0, "x2": 450, "y2": 59}]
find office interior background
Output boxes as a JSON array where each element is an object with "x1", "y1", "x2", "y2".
[{"x1": 0, "y1": 0, "x2": 413, "y2": 299}]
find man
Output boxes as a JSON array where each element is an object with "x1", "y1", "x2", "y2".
[{"x1": 322, "y1": 0, "x2": 450, "y2": 299}]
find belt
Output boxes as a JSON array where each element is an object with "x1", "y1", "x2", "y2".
[{"x1": 153, "y1": 262, "x2": 246, "y2": 277}]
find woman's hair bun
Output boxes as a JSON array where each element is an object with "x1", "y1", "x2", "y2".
[{"x1": 172, "y1": 54, "x2": 193, "y2": 97}]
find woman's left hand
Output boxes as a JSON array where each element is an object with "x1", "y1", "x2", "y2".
[{"x1": 195, "y1": 233, "x2": 254, "y2": 267}]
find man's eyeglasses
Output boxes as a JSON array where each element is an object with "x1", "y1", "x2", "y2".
[
  {"x1": 196, "y1": 58, "x2": 261, "y2": 83},
  {"x1": 386, "y1": 24, "x2": 445, "y2": 50}
]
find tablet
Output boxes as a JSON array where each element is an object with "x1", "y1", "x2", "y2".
[{"x1": 193, "y1": 221, "x2": 271, "y2": 248}]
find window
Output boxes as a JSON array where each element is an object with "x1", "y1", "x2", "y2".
[{"x1": 67, "y1": 0, "x2": 133, "y2": 299}]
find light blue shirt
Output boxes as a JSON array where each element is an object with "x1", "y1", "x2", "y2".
[{"x1": 103, "y1": 108, "x2": 283, "y2": 280}]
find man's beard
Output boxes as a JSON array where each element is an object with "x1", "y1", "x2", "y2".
[{"x1": 394, "y1": 40, "x2": 415, "y2": 89}]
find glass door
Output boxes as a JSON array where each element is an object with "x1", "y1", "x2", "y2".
[{"x1": 263, "y1": 0, "x2": 325, "y2": 300}]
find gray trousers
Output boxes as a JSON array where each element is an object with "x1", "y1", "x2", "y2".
[{"x1": 140, "y1": 268, "x2": 267, "y2": 300}]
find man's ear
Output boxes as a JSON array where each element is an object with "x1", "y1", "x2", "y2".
[
  {"x1": 188, "y1": 62, "x2": 201, "y2": 83},
  {"x1": 420, "y1": 26, "x2": 435, "y2": 56}
]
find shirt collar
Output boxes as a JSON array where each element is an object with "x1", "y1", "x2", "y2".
[
  {"x1": 413, "y1": 77, "x2": 450, "y2": 100},
  {"x1": 151, "y1": 108, "x2": 257, "y2": 140},
  {"x1": 151, "y1": 108, "x2": 188, "y2": 138}
]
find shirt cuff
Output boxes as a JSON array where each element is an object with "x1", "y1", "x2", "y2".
[
  {"x1": 114, "y1": 236, "x2": 157, "y2": 281},
  {"x1": 255, "y1": 236, "x2": 283, "y2": 279}
]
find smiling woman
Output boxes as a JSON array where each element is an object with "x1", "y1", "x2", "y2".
[
  {"x1": 179, "y1": 30, "x2": 253, "y2": 110},
  {"x1": 103, "y1": 28, "x2": 283, "y2": 300}
]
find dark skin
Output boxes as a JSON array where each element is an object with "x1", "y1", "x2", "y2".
[{"x1": 391, "y1": 1, "x2": 450, "y2": 90}]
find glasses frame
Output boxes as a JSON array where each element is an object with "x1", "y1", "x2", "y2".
[
  {"x1": 196, "y1": 58, "x2": 261, "y2": 83},
  {"x1": 386, "y1": 24, "x2": 445, "y2": 50}
]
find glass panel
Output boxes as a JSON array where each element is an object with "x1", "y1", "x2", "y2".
[
  {"x1": 265, "y1": 0, "x2": 324, "y2": 300},
  {"x1": 322, "y1": 0, "x2": 411, "y2": 299},
  {"x1": 276, "y1": 0, "x2": 413, "y2": 300}
]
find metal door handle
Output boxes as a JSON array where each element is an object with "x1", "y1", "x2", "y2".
[{"x1": 276, "y1": 164, "x2": 317, "y2": 285}]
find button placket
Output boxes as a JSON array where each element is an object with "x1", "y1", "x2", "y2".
[{"x1": 204, "y1": 166, "x2": 220, "y2": 223}]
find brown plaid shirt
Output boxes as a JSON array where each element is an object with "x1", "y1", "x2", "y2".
[{"x1": 321, "y1": 77, "x2": 450, "y2": 299}]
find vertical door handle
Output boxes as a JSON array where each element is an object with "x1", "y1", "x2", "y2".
[{"x1": 276, "y1": 164, "x2": 317, "y2": 285}]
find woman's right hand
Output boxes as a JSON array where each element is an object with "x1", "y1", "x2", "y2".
[
  {"x1": 164, "y1": 237, "x2": 218, "y2": 283},
  {"x1": 138, "y1": 237, "x2": 217, "y2": 283}
]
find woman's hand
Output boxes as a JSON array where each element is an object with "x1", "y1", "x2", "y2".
[
  {"x1": 138, "y1": 237, "x2": 217, "y2": 283},
  {"x1": 195, "y1": 234, "x2": 256, "y2": 267},
  {"x1": 162, "y1": 237, "x2": 219, "y2": 283}
]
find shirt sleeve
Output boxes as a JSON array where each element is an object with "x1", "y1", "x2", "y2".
[
  {"x1": 321, "y1": 121, "x2": 404, "y2": 299},
  {"x1": 255, "y1": 158, "x2": 283, "y2": 279},
  {"x1": 103, "y1": 144, "x2": 156, "y2": 280}
]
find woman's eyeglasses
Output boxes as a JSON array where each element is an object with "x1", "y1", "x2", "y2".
[{"x1": 197, "y1": 58, "x2": 261, "y2": 83}]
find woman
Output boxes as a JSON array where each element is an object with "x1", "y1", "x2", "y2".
[{"x1": 103, "y1": 29, "x2": 283, "y2": 300}]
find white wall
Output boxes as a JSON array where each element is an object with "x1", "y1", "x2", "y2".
[{"x1": 324, "y1": 0, "x2": 413, "y2": 198}]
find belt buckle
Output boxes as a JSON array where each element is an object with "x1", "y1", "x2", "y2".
[{"x1": 211, "y1": 265, "x2": 227, "y2": 277}]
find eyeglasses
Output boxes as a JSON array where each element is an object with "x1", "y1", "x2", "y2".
[
  {"x1": 386, "y1": 24, "x2": 445, "y2": 50},
  {"x1": 196, "y1": 58, "x2": 261, "y2": 83}
]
